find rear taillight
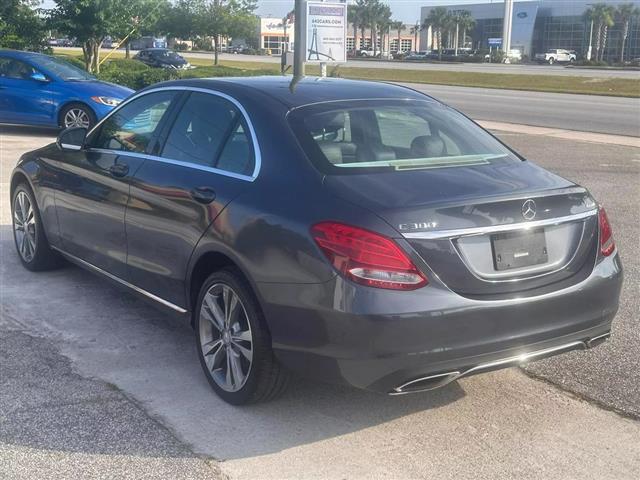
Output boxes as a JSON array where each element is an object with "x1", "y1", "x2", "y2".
[
  {"x1": 311, "y1": 222, "x2": 428, "y2": 290},
  {"x1": 598, "y1": 206, "x2": 615, "y2": 257}
]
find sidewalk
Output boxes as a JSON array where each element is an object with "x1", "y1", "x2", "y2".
[{"x1": 0, "y1": 315, "x2": 223, "y2": 480}]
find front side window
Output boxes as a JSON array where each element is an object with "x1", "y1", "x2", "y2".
[
  {"x1": 0, "y1": 58, "x2": 37, "y2": 80},
  {"x1": 289, "y1": 100, "x2": 520, "y2": 174},
  {"x1": 162, "y1": 92, "x2": 255, "y2": 176},
  {"x1": 34, "y1": 56, "x2": 94, "y2": 81},
  {"x1": 89, "y1": 91, "x2": 177, "y2": 153}
]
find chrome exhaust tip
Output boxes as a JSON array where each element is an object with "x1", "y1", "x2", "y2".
[{"x1": 390, "y1": 371, "x2": 461, "y2": 395}]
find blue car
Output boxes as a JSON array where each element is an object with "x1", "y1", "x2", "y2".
[{"x1": 0, "y1": 50, "x2": 133, "y2": 129}]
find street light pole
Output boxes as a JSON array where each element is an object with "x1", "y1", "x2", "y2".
[
  {"x1": 293, "y1": 0, "x2": 305, "y2": 80},
  {"x1": 502, "y1": 0, "x2": 514, "y2": 57}
]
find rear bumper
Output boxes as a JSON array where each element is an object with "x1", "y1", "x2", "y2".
[{"x1": 257, "y1": 252, "x2": 622, "y2": 393}]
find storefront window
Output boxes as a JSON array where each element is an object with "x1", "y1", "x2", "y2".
[{"x1": 262, "y1": 35, "x2": 289, "y2": 55}]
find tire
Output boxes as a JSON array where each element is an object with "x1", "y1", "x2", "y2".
[
  {"x1": 59, "y1": 103, "x2": 96, "y2": 129},
  {"x1": 11, "y1": 183, "x2": 62, "y2": 271},
  {"x1": 548, "y1": 57, "x2": 555, "y2": 65},
  {"x1": 194, "y1": 268, "x2": 290, "y2": 405}
]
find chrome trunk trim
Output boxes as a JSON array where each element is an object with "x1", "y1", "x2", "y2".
[{"x1": 402, "y1": 209, "x2": 597, "y2": 240}]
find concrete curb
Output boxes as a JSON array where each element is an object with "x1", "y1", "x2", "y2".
[{"x1": 479, "y1": 120, "x2": 640, "y2": 148}]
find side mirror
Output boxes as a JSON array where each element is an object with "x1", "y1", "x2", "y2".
[
  {"x1": 30, "y1": 72, "x2": 49, "y2": 82},
  {"x1": 57, "y1": 127, "x2": 87, "y2": 151}
]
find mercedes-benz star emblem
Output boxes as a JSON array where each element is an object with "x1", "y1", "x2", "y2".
[{"x1": 522, "y1": 199, "x2": 537, "y2": 220}]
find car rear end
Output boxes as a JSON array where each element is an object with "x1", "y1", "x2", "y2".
[
  {"x1": 275, "y1": 97, "x2": 622, "y2": 394},
  {"x1": 535, "y1": 52, "x2": 548, "y2": 63}
]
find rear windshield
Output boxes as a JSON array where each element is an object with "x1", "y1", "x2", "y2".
[{"x1": 288, "y1": 100, "x2": 521, "y2": 174}]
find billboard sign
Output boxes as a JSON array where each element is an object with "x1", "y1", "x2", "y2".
[
  {"x1": 488, "y1": 37, "x2": 503, "y2": 47},
  {"x1": 306, "y1": 1, "x2": 347, "y2": 63}
]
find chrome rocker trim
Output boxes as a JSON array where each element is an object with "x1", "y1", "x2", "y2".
[
  {"x1": 389, "y1": 331, "x2": 611, "y2": 395},
  {"x1": 402, "y1": 209, "x2": 598, "y2": 240},
  {"x1": 51, "y1": 246, "x2": 188, "y2": 314}
]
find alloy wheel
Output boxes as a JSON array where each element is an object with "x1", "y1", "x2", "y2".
[
  {"x1": 199, "y1": 283, "x2": 253, "y2": 392},
  {"x1": 64, "y1": 108, "x2": 90, "y2": 128},
  {"x1": 13, "y1": 191, "x2": 37, "y2": 263}
]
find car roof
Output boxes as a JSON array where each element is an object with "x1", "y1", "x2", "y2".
[
  {"x1": 151, "y1": 76, "x2": 435, "y2": 110},
  {"x1": 0, "y1": 49, "x2": 47, "y2": 60}
]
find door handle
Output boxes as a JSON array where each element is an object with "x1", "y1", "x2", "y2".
[
  {"x1": 109, "y1": 163, "x2": 129, "y2": 177},
  {"x1": 190, "y1": 186, "x2": 216, "y2": 204}
]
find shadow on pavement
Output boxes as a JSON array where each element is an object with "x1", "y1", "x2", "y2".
[
  {"x1": 1, "y1": 125, "x2": 59, "y2": 138},
  {"x1": 0, "y1": 224, "x2": 465, "y2": 461}
]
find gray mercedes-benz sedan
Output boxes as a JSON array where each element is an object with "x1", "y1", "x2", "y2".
[{"x1": 11, "y1": 77, "x2": 622, "y2": 404}]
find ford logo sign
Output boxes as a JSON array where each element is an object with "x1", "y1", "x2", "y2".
[{"x1": 517, "y1": 12, "x2": 528, "y2": 18}]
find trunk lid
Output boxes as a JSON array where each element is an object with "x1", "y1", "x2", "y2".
[{"x1": 324, "y1": 161, "x2": 599, "y2": 298}]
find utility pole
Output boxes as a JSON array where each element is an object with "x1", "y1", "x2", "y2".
[
  {"x1": 293, "y1": 0, "x2": 305, "y2": 80},
  {"x1": 502, "y1": 0, "x2": 514, "y2": 57}
]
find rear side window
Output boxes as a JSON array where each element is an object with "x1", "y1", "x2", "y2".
[
  {"x1": 89, "y1": 91, "x2": 177, "y2": 153},
  {"x1": 289, "y1": 100, "x2": 520, "y2": 174},
  {"x1": 161, "y1": 92, "x2": 255, "y2": 176}
]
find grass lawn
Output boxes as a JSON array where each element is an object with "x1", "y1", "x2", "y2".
[{"x1": 55, "y1": 49, "x2": 640, "y2": 98}]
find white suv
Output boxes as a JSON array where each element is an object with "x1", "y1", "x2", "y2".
[{"x1": 535, "y1": 49, "x2": 577, "y2": 65}]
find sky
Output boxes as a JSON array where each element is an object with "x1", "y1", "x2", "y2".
[
  {"x1": 39, "y1": 1, "x2": 499, "y2": 24},
  {"x1": 255, "y1": 1, "x2": 495, "y2": 23}
]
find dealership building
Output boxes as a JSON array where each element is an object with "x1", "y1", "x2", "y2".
[
  {"x1": 259, "y1": 17, "x2": 421, "y2": 56},
  {"x1": 420, "y1": 0, "x2": 640, "y2": 60}
]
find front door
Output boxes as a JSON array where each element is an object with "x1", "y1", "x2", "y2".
[
  {"x1": 0, "y1": 56, "x2": 53, "y2": 126},
  {"x1": 126, "y1": 90, "x2": 258, "y2": 307},
  {"x1": 54, "y1": 90, "x2": 181, "y2": 278}
]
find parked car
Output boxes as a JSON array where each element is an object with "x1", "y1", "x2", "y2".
[
  {"x1": 134, "y1": 48, "x2": 191, "y2": 69},
  {"x1": 535, "y1": 49, "x2": 577, "y2": 65},
  {"x1": 226, "y1": 45, "x2": 250, "y2": 54},
  {"x1": 358, "y1": 49, "x2": 380, "y2": 58},
  {"x1": 0, "y1": 50, "x2": 133, "y2": 129},
  {"x1": 405, "y1": 51, "x2": 430, "y2": 60},
  {"x1": 130, "y1": 36, "x2": 167, "y2": 50},
  {"x1": 57, "y1": 38, "x2": 74, "y2": 48},
  {"x1": 101, "y1": 38, "x2": 116, "y2": 49},
  {"x1": 11, "y1": 77, "x2": 622, "y2": 405}
]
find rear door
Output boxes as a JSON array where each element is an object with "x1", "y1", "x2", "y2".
[
  {"x1": 0, "y1": 56, "x2": 54, "y2": 126},
  {"x1": 125, "y1": 90, "x2": 259, "y2": 307}
]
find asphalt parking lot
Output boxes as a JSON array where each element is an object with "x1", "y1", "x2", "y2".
[{"x1": 1, "y1": 126, "x2": 639, "y2": 479}]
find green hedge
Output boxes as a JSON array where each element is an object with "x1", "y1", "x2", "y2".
[{"x1": 95, "y1": 58, "x2": 273, "y2": 90}]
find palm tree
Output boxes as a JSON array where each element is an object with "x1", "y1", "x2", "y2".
[
  {"x1": 348, "y1": 0, "x2": 366, "y2": 54},
  {"x1": 364, "y1": 0, "x2": 390, "y2": 57},
  {"x1": 616, "y1": 3, "x2": 640, "y2": 63},
  {"x1": 457, "y1": 10, "x2": 475, "y2": 51},
  {"x1": 377, "y1": 6, "x2": 392, "y2": 54},
  {"x1": 443, "y1": 11, "x2": 457, "y2": 50},
  {"x1": 588, "y1": 3, "x2": 615, "y2": 62},
  {"x1": 410, "y1": 21, "x2": 421, "y2": 53},
  {"x1": 425, "y1": 7, "x2": 450, "y2": 60},
  {"x1": 390, "y1": 20, "x2": 404, "y2": 53}
]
